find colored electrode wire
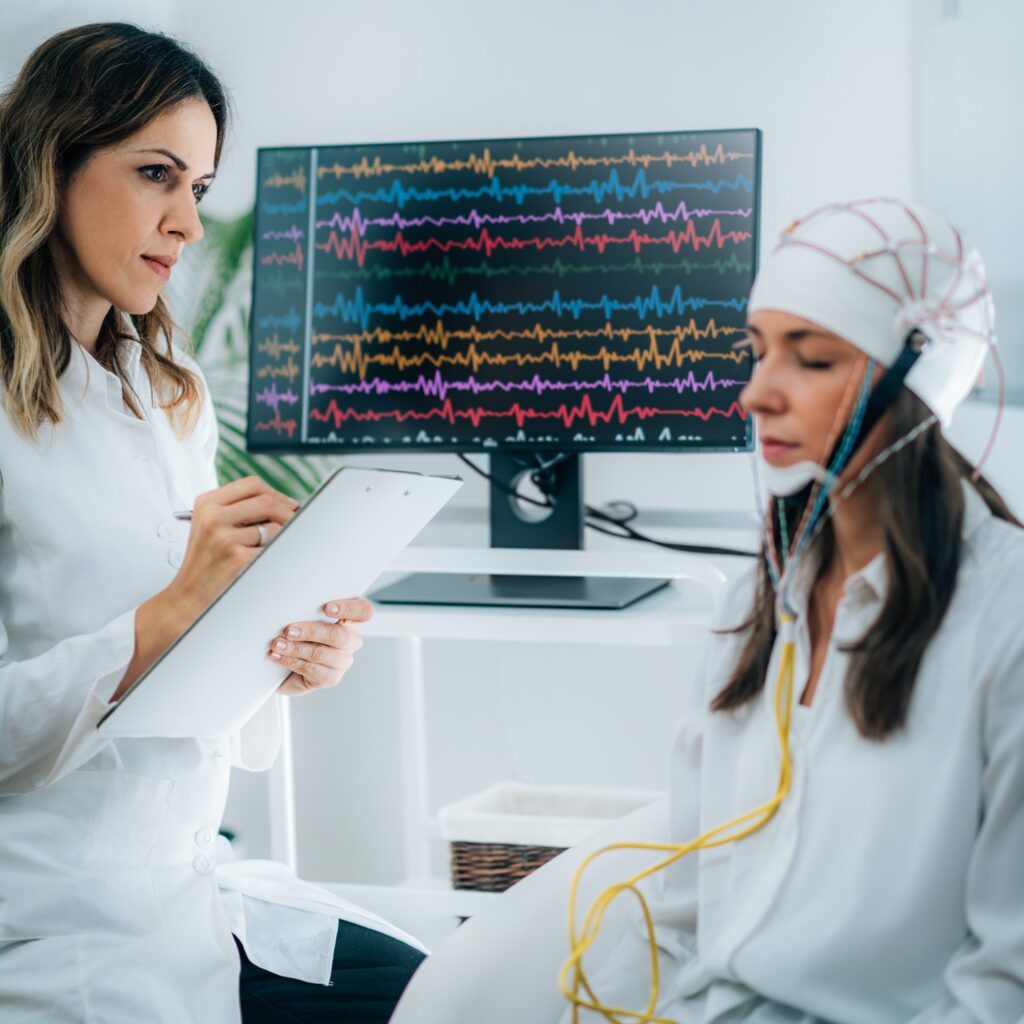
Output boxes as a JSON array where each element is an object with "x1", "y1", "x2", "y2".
[{"x1": 559, "y1": 614, "x2": 798, "y2": 1023}]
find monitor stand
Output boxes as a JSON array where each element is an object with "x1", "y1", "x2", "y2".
[{"x1": 370, "y1": 453, "x2": 671, "y2": 610}]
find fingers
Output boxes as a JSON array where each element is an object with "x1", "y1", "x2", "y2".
[
  {"x1": 280, "y1": 620, "x2": 364, "y2": 652},
  {"x1": 322, "y1": 598, "x2": 374, "y2": 623},
  {"x1": 269, "y1": 645, "x2": 356, "y2": 690},
  {"x1": 222, "y1": 493, "x2": 296, "y2": 529},
  {"x1": 199, "y1": 475, "x2": 298, "y2": 510},
  {"x1": 267, "y1": 619, "x2": 364, "y2": 693}
]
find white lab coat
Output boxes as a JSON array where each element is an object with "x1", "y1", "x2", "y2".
[
  {"x1": 0, "y1": 336, "x2": 364, "y2": 1022},
  {"x1": 394, "y1": 483, "x2": 1024, "y2": 1024}
]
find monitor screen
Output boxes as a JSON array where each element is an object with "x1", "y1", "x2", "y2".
[{"x1": 248, "y1": 128, "x2": 760, "y2": 454}]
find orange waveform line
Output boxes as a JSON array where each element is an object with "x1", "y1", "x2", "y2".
[
  {"x1": 257, "y1": 334, "x2": 302, "y2": 361},
  {"x1": 263, "y1": 166, "x2": 308, "y2": 193},
  {"x1": 316, "y1": 220, "x2": 750, "y2": 267},
  {"x1": 256, "y1": 357, "x2": 301, "y2": 383},
  {"x1": 317, "y1": 144, "x2": 752, "y2": 181},
  {"x1": 310, "y1": 394, "x2": 746, "y2": 430},
  {"x1": 309, "y1": 335, "x2": 747, "y2": 382},
  {"x1": 311, "y1": 318, "x2": 746, "y2": 351}
]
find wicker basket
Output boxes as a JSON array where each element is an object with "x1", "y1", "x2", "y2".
[
  {"x1": 439, "y1": 782, "x2": 665, "y2": 893},
  {"x1": 449, "y1": 840, "x2": 564, "y2": 892}
]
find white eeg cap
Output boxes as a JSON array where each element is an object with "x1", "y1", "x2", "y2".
[{"x1": 747, "y1": 198, "x2": 995, "y2": 427}]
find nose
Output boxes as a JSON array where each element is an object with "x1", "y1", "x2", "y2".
[
  {"x1": 163, "y1": 188, "x2": 204, "y2": 245},
  {"x1": 739, "y1": 354, "x2": 784, "y2": 416}
]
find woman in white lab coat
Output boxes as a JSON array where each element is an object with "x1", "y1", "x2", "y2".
[
  {"x1": 392, "y1": 200, "x2": 1024, "y2": 1024},
  {"x1": 0, "y1": 23, "x2": 422, "y2": 1023}
]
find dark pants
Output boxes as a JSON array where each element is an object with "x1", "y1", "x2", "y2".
[{"x1": 236, "y1": 921, "x2": 425, "y2": 1023}]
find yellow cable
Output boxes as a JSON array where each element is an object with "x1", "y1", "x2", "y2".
[{"x1": 559, "y1": 615, "x2": 798, "y2": 1023}]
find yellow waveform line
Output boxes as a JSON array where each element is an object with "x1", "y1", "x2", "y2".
[
  {"x1": 257, "y1": 334, "x2": 301, "y2": 361},
  {"x1": 263, "y1": 166, "x2": 308, "y2": 193},
  {"x1": 311, "y1": 318, "x2": 746, "y2": 351},
  {"x1": 313, "y1": 318, "x2": 746, "y2": 349},
  {"x1": 256, "y1": 357, "x2": 301, "y2": 382},
  {"x1": 318, "y1": 144, "x2": 753, "y2": 181},
  {"x1": 310, "y1": 335, "x2": 748, "y2": 382}
]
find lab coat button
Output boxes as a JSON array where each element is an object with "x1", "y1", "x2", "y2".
[
  {"x1": 192, "y1": 855, "x2": 213, "y2": 874},
  {"x1": 157, "y1": 523, "x2": 175, "y2": 541},
  {"x1": 168, "y1": 548, "x2": 184, "y2": 568},
  {"x1": 195, "y1": 828, "x2": 214, "y2": 846}
]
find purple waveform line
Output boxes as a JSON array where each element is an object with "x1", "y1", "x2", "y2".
[
  {"x1": 256, "y1": 383, "x2": 300, "y2": 411},
  {"x1": 314, "y1": 201, "x2": 753, "y2": 237},
  {"x1": 261, "y1": 225, "x2": 305, "y2": 242},
  {"x1": 310, "y1": 370, "x2": 744, "y2": 402}
]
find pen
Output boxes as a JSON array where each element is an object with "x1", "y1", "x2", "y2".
[{"x1": 173, "y1": 510, "x2": 193, "y2": 521}]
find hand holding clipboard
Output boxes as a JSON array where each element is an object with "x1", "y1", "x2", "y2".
[{"x1": 98, "y1": 467, "x2": 461, "y2": 738}]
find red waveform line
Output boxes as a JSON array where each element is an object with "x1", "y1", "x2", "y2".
[
  {"x1": 310, "y1": 395, "x2": 747, "y2": 430},
  {"x1": 317, "y1": 144, "x2": 752, "y2": 180},
  {"x1": 315, "y1": 220, "x2": 750, "y2": 267},
  {"x1": 311, "y1": 318, "x2": 745, "y2": 352},
  {"x1": 257, "y1": 334, "x2": 302, "y2": 360},
  {"x1": 264, "y1": 166, "x2": 308, "y2": 193},
  {"x1": 310, "y1": 336, "x2": 747, "y2": 381},
  {"x1": 256, "y1": 357, "x2": 301, "y2": 383},
  {"x1": 261, "y1": 243, "x2": 304, "y2": 271},
  {"x1": 253, "y1": 410, "x2": 299, "y2": 438}
]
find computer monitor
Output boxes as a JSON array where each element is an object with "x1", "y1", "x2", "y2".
[{"x1": 248, "y1": 128, "x2": 761, "y2": 607}]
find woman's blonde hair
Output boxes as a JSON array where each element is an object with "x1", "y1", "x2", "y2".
[{"x1": 0, "y1": 22, "x2": 229, "y2": 438}]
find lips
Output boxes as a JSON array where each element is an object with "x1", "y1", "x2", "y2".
[
  {"x1": 759, "y1": 436, "x2": 799, "y2": 464},
  {"x1": 141, "y1": 254, "x2": 176, "y2": 281}
]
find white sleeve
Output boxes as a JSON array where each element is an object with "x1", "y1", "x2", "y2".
[
  {"x1": 906, "y1": 562, "x2": 1024, "y2": 1024},
  {"x1": 0, "y1": 608, "x2": 137, "y2": 793},
  {"x1": 181, "y1": 351, "x2": 283, "y2": 773}
]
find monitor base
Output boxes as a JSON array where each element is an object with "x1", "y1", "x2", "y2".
[{"x1": 370, "y1": 572, "x2": 670, "y2": 611}]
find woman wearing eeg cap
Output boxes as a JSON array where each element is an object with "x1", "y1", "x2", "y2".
[
  {"x1": 558, "y1": 198, "x2": 1024, "y2": 1022},
  {"x1": 391, "y1": 199, "x2": 1024, "y2": 1024}
]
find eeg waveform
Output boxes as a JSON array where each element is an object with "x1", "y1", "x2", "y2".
[{"x1": 250, "y1": 131, "x2": 759, "y2": 449}]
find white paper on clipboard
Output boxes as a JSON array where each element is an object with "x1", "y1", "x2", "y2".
[{"x1": 97, "y1": 467, "x2": 461, "y2": 739}]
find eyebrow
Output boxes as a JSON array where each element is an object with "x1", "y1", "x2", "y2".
[
  {"x1": 133, "y1": 148, "x2": 216, "y2": 181},
  {"x1": 745, "y1": 324, "x2": 840, "y2": 344}
]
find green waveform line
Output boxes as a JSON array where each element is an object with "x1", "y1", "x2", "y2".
[
  {"x1": 263, "y1": 274, "x2": 305, "y2": 296},
  {"x1": 312, "y1": 253, "x2": 751, "y2": 287}
]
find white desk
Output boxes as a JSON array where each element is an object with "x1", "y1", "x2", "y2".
[{"x1": 266, "y1": 546, "x2": 729, "y2": 911}]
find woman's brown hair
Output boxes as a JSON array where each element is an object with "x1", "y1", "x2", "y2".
[
  {"x1": 0, "y1": 22, "x2": 228, "y2": 437},
  {"x1": 712, "y1": 390, "x2": 1021, "y2": 739}
]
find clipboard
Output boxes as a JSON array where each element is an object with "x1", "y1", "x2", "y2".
[{"x1": 97, "y1": 467, "x2": 461, "y2": 738}]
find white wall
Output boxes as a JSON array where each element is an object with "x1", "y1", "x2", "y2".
[{"x1": 915, "y1": 0, "x2": 1024, "y2": 398}]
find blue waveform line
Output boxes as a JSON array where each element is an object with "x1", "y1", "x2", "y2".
[
  {"x1": 313, "y1": 286, "x2": 747, "y2": 331},
  {"x1": 317, "y1": 169, "x2": 753, "y2": 210},
  {"x1": 257, "y1": 307, "x2": 303, "y2": 331},
  {"x1": 262, "y1": 198, "x2": 308, "y2": 216}
]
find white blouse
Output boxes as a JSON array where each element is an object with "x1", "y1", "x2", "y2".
[
  {"x1": 562, "y1": 484, "x2": 1024, "y2": 1023},
  {"x1": 0, "y1": 337, "x2": 346, "y2": 1023}
]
